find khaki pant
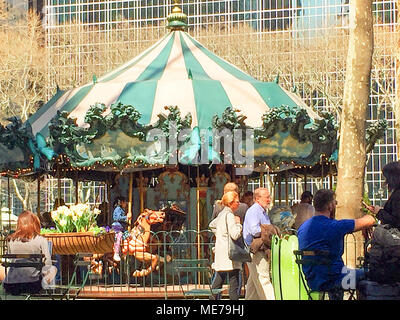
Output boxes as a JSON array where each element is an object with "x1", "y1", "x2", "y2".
[{"x1": 245, "y1": 251, "x2": 275, "y2": 300}]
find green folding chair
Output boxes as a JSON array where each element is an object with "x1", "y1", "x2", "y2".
[
  {"x1": 173, "y1": 258, "x2": 224, "y2": 299},
  {"x1": 0, "y1": 253, "x2": 49, "y2": 300},
  {"x1": 293, "y1": 250, "x2": 328, "y2": 300},
  {"x1": 48, "y1": 252, "x2": 94, "y2": 300}
]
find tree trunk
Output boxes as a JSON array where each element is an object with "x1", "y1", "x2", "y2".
[{"x1": 335, "y1": 0, "x2": 373, "y2": 267}]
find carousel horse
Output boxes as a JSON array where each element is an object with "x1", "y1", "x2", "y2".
[
  {"x1": 90, "y1": 204, "x2": 186, "y2": 277},
  {"x1": 152, "y1": 203, "x2": 186, "y2": 233},
  {"x1": 121, "y1": 208, "x2": 166, "y2": 277}
]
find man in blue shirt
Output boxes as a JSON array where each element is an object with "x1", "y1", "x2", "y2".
[
  {"x1": 243, "y1": 187, "x2": 275, "y2": 300},
  {"x1": 298, "y1": 189, "x2": 376, "y2": 299}
]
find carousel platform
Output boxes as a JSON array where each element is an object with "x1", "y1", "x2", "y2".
[{"x1": 76, "y1": 284, "x2": 233, "y2": 299}]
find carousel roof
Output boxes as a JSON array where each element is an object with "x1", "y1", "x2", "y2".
[
  {"x1": 28, "y1": 30, "x2": 319, "y2": 139},
  {"x1": 0, "y1": 3, "x2": 346, "y2": 175}
]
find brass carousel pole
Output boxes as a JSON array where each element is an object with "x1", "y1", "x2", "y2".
[
  {"x1": 74, "y1": 171, "x2": 79, "y2": 204},
  {"x1": 195, "y1": 165, "x2": 202, "y2": 284},
  {"x1": 57, "y1": 165, "x2": 61, "y2": 202},
  {"x1": 303, "y1": 168, "x2": 308, "y2": 191},
  {"x1": 278, "y1": 174, "x2": 282, "y2": 205},
  {"x1": 196, "y1": 165, "x2": 201, "y2": 261},
  {"x1": 285, "y1": 171, "x2": 289, "y2": 206},
  {"x1": 106, "y1": 174, "x2": 112, "y2": 226},
  {"x1": 8, "y1": 176, "x2": 11, "y2": 232},
  {"x1": 139, "y1": 171, "x2": 144, "y2": 213},
  {"x1": 329, "y1": 161, "x2": 334, "y2": 189},
  {"x1": 37, "y1": 177, "x2": 40, "y2": 216},
  {"x1": 128, "y1": 172, "x2": 133, "y2": 232},
  {"x1": 260, "y1": 172, "x2": 264, "y2": 187},
  {"x1": 321, "y1": 156, "x2": 324, "y2": 189}
]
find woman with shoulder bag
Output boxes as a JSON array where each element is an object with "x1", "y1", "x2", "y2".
[{"x1": 209, "y1": 191, "x2": 242, "y2": 300}]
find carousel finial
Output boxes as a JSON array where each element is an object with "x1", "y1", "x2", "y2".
[{"x1": 167, "y1": 0, "x2": 188, "y2": 31}]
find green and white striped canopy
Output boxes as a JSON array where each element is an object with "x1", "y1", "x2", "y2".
[{"x1": 28, "y1": 30, "x2": 318, "y2": 138}]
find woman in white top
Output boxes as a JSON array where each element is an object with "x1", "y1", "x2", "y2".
[
  {"x1": 3, "y1": 210, "x2": 57, "y2": 295},
  {"x1": 209, "y1": 191, "x2": 242, "y2": 300}
]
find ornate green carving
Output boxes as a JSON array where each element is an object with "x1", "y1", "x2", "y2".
[
  {"x1": 0, "y1": 117, "x2": 34, "y2": 171},
  {"x1": 48, "y1": 103, "x2": 192, "y2": 168},
  {"x1": 153, "y1": 105, "x2": 192, "y2": 135},
  {"x1": 1, "y1": 103, "x2": 387, "y2": 173},
  {"x1": 252, "y1": 105, "x2": 338, "y2": 166},
  {"x1": 212, "y1": 107, "x2": 248, "y2": 130}
]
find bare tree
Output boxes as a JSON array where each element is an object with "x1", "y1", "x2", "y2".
[
  {"x1": 0, "y1": 10, "x2": 45, "y2": 123},
  {"x1": 0, "y1": 8, "x2": 45, "y2": 210},
  {"x1": 335, "y1": 0, "x2": 374, "y2": 266}
]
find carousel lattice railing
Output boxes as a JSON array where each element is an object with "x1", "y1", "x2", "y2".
[
  {"x1": 52, "y1": 230, "x2": 215, "y2": 298},
  {"x1": 30, "y1": 230, "x2": 365, "y2": 298}
]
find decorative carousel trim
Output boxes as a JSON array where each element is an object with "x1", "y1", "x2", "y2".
[
  {"x1": 0, "y1": 104, "x2": 388, "y2": 172},
  {"x1": 48, "y1": 103, "x2": 192, "y2": 168},
  {"x1": 0, "y1": 117, "x2": 34, "y2": 171}
]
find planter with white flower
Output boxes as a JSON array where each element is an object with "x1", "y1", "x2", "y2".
[{"x1": 41, "y1": 203, "x2": 114, "y2": 255}]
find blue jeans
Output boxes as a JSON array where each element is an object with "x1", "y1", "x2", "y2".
[
  {"x1": 210, "y1": 269, "x2": 240, "y2": 300},
  {"x1": 211, "y1": 268, "x2": 243, "y2": 299}
]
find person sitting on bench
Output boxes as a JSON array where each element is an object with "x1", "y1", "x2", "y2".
[{"x1": 2, "y1": 210, "x2": 57, "y2": 295}]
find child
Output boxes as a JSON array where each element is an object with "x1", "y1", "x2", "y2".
[{"x1": 111, "y1": 196, "x2": 128, "y2": 262}]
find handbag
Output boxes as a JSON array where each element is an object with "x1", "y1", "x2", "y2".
[{"x1": 225, "y1": 212, "x2": 252, "y2": 263}]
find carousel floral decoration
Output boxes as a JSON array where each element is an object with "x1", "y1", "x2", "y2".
[{"x1": 41, "y1": 203, "x2": 103, "y2": 234}]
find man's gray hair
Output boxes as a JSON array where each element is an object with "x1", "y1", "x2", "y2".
[{"x1": 254, "y1": 187, "x2": 270, "y2": 199}]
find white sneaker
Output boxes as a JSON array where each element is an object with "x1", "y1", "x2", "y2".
[{"x1": 113, "y1": 252, "x2": 121, "y2": 262}]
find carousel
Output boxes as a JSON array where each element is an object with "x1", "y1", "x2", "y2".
[{"x1": 0, "y1": 0, "x2": 385, "y2": 298}]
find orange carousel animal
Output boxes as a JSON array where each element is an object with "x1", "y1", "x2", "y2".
[{"x1": 121, "y1": 208, "x2": 166, "y2": 277}]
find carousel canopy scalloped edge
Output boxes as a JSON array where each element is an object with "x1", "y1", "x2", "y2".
[{"x1": 0, "y1": 102, "x2": 388, "y2": 174}]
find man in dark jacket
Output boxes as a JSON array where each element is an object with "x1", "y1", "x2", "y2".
[{"x1": 211, "y1": 182, "x2": 248, "y2": 224}]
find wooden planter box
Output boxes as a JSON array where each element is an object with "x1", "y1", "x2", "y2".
[{"x1": 43, "y1": 231, "x2": 115, "y2": 255}]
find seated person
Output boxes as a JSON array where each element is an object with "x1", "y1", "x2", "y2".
[
  {"x1": 3, "y1": 211, "x2": 57, "y2": 295},
  {"x1": 297, "y1": 189, "x2": 376, "y2": 300},
  {"x1": 39, "y1": 211, "x2": 56, "y2": 229}
]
